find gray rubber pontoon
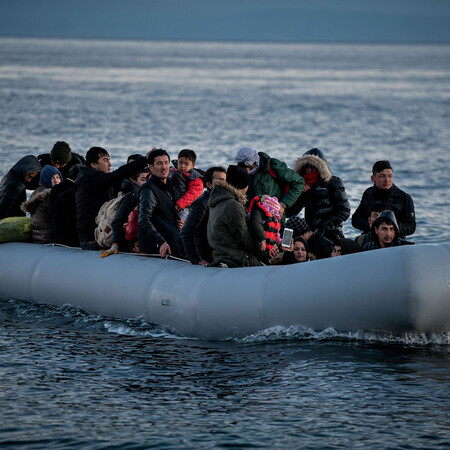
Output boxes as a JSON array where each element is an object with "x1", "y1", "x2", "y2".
[{"x1": 0, "y1": 242, "x2": 449, "y2": 340}]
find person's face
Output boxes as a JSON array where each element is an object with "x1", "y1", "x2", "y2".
[
  {"x1": 375, "y1": 222, "x2": 396, "y2": 247},
  {"x1": 136, "y1": 172, "x2": 149, "y2": 187},
  {"x1": 239, "y1": 162, "x2": 256, "y2": 173},
  {"x1": 51, "y1": 174, "x2": 61, "y2": 186},
  {"x1": 303, "y1": 165, "x2": 317, "y2": 175},
  {"x1": 177, "y1": 157, "x2": 195, "y2": 173},
  {"x1": 25, "y1": 172, "x2": 39, "y2": 184},
  {"x1": 52, "y1": 160, "x2": 67, "y2": 169},
  {"x1": 371, "y1": 169, "x2": 393, "y2": 190},
  {"x1": 206, "y1": 170, "x2": 227, "y2": 189},
  {"x1": 331, "y1": 245, "x2": 342, "y2": 257},
  {"x1": 368, "y1": 211, "x2": 381, "y2": 228},
  {"x1": 150, "y1": 155, "x2": 170, "y2": 180},
  {"x1": 293, "y1": 241, "x2": 307, "y2": 262},
  {"x1": 92, "y1": 155, "x2": 111, "y2": 173}
]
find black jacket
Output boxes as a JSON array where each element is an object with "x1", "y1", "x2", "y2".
[
  {"x1": 75, "y1": 157, "x2": 148, "y2": 243},
  {"x1": 0, "y1": 155, "x2": 42, "y2": 220},
  {"x1": 307, "y1": 230, "x2": 333, "y2": 260},
  {"x1": 49, "y1": 178, "x2": 78, "y2": 247},
  {"x1": 138, "y1": 176, "x2": 183, "y2": 257},
  {"x1": 37, "y1": 152, "x2": 85, "y2": 180},
  {"x1": 352, "y1": 184, "x2": 415, "y2": 238},
  {"x1": 180, "y1": 190, "x2": 212, "y2": 264}
]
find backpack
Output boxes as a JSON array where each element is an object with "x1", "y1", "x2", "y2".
[
  {"x1": 94, "y1": 192, "x2": 124, "y2": 248},
  {"x1": 0, "y1": 216, "x2": 32, "y2": 243}
]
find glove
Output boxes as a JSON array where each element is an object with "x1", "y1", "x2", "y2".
[{"x1": 100, "y1": 243, "x2": 119, "y2": 258}]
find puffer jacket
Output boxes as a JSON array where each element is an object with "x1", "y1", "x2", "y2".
[
  {"x1": 352, "y1": 184, "x2": 415, "y2": 238},
  {"x1": 288, "y1": 151, "x2": 350, "y2": 240},
  {"x1": 0, "y1": 155, "x2": 42, "y2": 220},
  {"x1": 251, "y1": 152, "x2": 305, "y2": 210},
  {"x1": 207, "y1": 180, "x2": 264, "y2": 267},
  {"x1": 21, "y1": 185, "x2": 53, "y2": 243},
  {"x1": 138, "y1": 175, "x2": 183, "y2": 257}
]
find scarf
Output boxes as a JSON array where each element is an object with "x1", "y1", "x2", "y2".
[{"x1": 302, "y1": 170, "x2": 319, "y2": 186}]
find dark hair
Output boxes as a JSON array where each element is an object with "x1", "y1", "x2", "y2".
[
  {"x1": 86, "y1": 147, "x2": 109, "y2": 166},
  {"x1": 178, "y1": 149, "x2": 196, "y2": 163},
  {"x1": 148, "y1": 149, "x2": 170, "y2": 166},
  {"x1": 204, "y1": 166, "x2": 226, "y2": 185},
  {"x1": 294, "y1": 237, "x2": 309, "y2": 253},
  {"x1": 372, "y1": 160, "x2": 392, "y2": 174},
  {"x1": 127, "y1": 153, "x2": 143, "y2": 164},
  {"x1": 369, "y1": 201, "x2": 390, "y2": 215},
  {"x1": 131, "y1": 168, "x2": 150, "y2": 181}
]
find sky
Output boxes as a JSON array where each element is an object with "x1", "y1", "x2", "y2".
[{"x1": 0, "y1": 0, "x2": 450, "y2": 43}]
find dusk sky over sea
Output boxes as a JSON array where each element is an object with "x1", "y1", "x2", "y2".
[{"x1": 1, "y1": 0, "x2": 450, "y2": 43}]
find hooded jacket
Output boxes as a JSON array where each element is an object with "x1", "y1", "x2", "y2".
[
  {"x1": 207, "y1": 180, "x2": 264, "y2": 267},
  {"x1": 0, "y1": 155, "x2": 42, "y2": 220},
  {"x1": 288, "y1": 149, "x2": 350, "y2": 239},
  {"x1": 137, "y1": 175, "x2": 184, "y2": 257},
  {"x1": 363, "y1": 210, "x2": 413, "y2": 250},
  {"x1": 21, "y1": 185, "x2": 53, "y2": 243},
  {"x1": 352, "y1": 183, "x2": 415, "y2": 238},
  {"x1": 37, "y1": 152, "x2": 85, "y2": 180}
]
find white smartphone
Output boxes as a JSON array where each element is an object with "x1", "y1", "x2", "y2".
[{"x1": 281, "y1": 227, "x2": 293, "y2": 248}]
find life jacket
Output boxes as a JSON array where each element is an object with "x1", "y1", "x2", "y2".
[{"x1": 248, "y1": 196, "x2": 281, "y2": 250}]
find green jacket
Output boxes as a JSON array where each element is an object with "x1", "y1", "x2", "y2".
[
  {"x1": 207, "y1": 180, "x2": 263, "y2": 268},
  {"x1": 253, "y1": 152, "x2": 305, "y2": 209}
]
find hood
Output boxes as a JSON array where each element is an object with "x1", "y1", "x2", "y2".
[
  {"x1": 370, "y1": 210, "x2": 399, "y2": 241},
  {"x1": 11, "y1": 155, "x2": 42, "y2": 179},
  {"x1": 208, "y1": 179, "x2": 247, "y2": 208},
  {"x1": 21, "y1": 186, "x2": 51, "y2": 214},
  {"x1": 293, "y1": 152, "x2": 332, "y2": 182}
]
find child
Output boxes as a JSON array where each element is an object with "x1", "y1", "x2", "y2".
[
  {"x1": 248, "y1": 195, "x2": 282, "y2": 253},
  {"x1": 21, "y1": 165, "x2": 62, "y2": 244},
  {"x1": 170, "y1": 149, "x2": 204, "y2": 221}
]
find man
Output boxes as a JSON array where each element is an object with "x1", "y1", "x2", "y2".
[
  {"x1": 354, "y1": 200, "x2": 390, "y2": 248},
  {"x1": 331, "y1": 238, "x2": 362, "y2": 257},
  {"x1": 352, "y1": 160, "x2": 415, "y2": 238},
  {"x1": 363, "y1": 210, "x2": 413, "y2": 251},
  {"x1": 180, "y1": 166, "x2": 227, "y2": 265},
  {"x1": 138, "y1": 149, "x2": 184, "y2": 258},
  {"x1": 76, "y1": 147, "x2": 150, "y2": 250},
  {"x1": 0, "y1": 155, "x2": 41, "y2": 220},
  {"x1": 207, "y1": 165, "x2": 265, "y2": 267},
  {"x1": 38, "y1": 141, "x2": 85, "y2": 180},
  {"x1": 235, "y1": 147, "x2": 305, "y2": 217}
]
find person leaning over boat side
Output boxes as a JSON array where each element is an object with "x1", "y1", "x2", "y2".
[
  {"x1": 235, "y1": 147, "x2": 305, "y2": 218},
  {"x1": 180, "y1": 166, "x2": 226, "y2": 265},
  {"x1": 138, "y1": 149, "x2": 184, "y2": 258},
  {"x1": 352, "y1": 160, "x2": 415, "y2": 239},
  {"x1": 207, "y1": 165, "x2": 266, "y2": 268},
  {"x1": 287, "y1": 148, "x2": 350, "y2": 243},
  {"x1": 354, "y1": 200, "x2": 390, "y2": 249},
  {"x1": 76, "y1": 146, "x2": 151, "y2": 251},
  {"x1": 21, "y1": 165, "x2": 62, "y2": 244},
  {"x1": 363, "y1": 210, "x2": 414, "y2": 251},
  {"x1": 37, "y1": 141, "x2": 86, "y2": 180},
  {"x1": 331, "y1": 238, "x2": 362, "y2": 257},
  {"x1": 0, "y1": 155, "x2": 41, "y2": 220}
]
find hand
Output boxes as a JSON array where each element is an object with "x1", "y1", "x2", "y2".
[
  {"x1": 260, "y1": 241, "x2": 267, "y2": 251},
  {"x1": 177, "y1": 219, "x2": 185, "y2": 231},
  {"x1": 159, "y1": 242, "x2": 171, "y2": 258},
  {"x1": 198, "y1": 260, "x2": 209, "y2": 266},
  {"x1": 269, "y1": 246, "x2": 279, "y2": 259},
  {"x1": 303, "y1": 185, "x2": 311, "y2": 192},
  {"x1": 175, "y1": 204, "x2": 181, "y2": 213},
  {"x1": 279, "y1": 205, "x2": 285, "y2": 217},
  {"x1": 100, "y1": 243, "x2": 119, "y2": 258}
]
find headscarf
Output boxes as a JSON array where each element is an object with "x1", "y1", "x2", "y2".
[{"x1": 235, "y1": 147, "x2": 260, "y2": 175}]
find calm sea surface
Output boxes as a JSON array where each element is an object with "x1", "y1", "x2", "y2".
[{"x1": 0, "y1": 38, "x2": 449, "y2": 448}]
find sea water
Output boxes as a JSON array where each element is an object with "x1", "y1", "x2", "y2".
[{"x1": 0, "y1": 38, "x2": 449, "y2": 448}]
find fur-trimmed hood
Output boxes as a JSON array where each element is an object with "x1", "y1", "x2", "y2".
[
  {"x1": 21, "y1": 186, "x2": 51, "y2": 214},
  {"x1": 293, "y1": 155, "x2": 332, "y2": 183},
  {"x1": 209, "y1": 179, "x2": 247, "y2": 207}
]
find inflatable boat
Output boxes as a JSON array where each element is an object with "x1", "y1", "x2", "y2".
[{"x1": 0, "y1": 242, "x2": 449, "y2": 340}]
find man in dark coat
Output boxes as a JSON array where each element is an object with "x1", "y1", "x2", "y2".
[
  {"x1": 287, "y1": 148, "x2": 350, "y2": 242},
  {"x1": 352, "y1": 160, "x2": 415, "y2": 238},
  {"x1": 180, "y1": 166, "x2": 226, "y2": 265},
  {"x1": 38, "y1": 141, "x2": 85, "y2": 180},
  {"x1": 0, "y1": 155, "x2": 41, "y2": 220},
  {"x1": 76, "y1": 147, "x2": 150, "y2": 250},
  {"x1": 138, "y1": 149, "x2": 184, "y2": 258}
]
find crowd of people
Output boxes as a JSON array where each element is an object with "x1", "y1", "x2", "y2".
[{"x1": 0, "y1": 141, "x2": 416, "y2": 267}]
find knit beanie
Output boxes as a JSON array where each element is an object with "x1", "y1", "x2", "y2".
[
  {"x1": 260, "y1": 196, "x2": 281, "y2": 219},
  {"x1": 285, "y1": 216, "x2": 310, "y2": 237},
  {"x1": 50, "y1": 141, "x2": 72, "y2": 165},
  {"x1": 226, "y1": 165, "x2": 249, "y2": 190},
  {"x1": 40, "y1": 165, "x2": 62, "y2": 188},
  {"x1": 372, "y1": 160, "x2": 392, "y2": 174}
]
